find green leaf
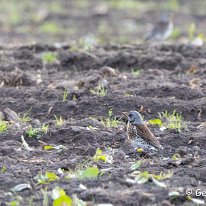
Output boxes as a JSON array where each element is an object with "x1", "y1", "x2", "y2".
[
  {"x1": 93, "y1": 148, "x2": 107, "y2": 162},
  {"x1": 79, "y1": 167, "x2": 99, "y2": 179},
  {"x1": 46, "y1": 172, "x2": 59, "y2": 181},
  {"x1": 34, "y1": 171, "x2": 59, "y2": 184},
  {"x1": 172, "y1": 153, "x2": 180, "y2": 161},
  {"x1": 135, "y1": 171, "x2": 150, "y2": 184},
  {"x1": 44, "y1": 145, "x2": 54, "y2": 150},
  {"x1": 6, "y1": 201, "x2": 20, "y2": 206},
  {"x1": 1, "y1": 165, "x2": 7, "y2": 173},
  {"x1": 53, "y1": 195, "x2": 72, "y2": 206},
  {"x1": 130, "y1": 160, "x2": 142, "y2": 171},
  {"x1": 148, "y1": 119, "x2": 163, "y2": 126}
]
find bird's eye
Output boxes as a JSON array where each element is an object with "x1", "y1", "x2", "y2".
[{"x1": 128, "y1": 114, "x2": 132, "y2": 117}]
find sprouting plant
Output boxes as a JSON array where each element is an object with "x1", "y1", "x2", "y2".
[
  {"x1": 28, "y1": 196, "x2": 34, "y2": 206},
  {"x1": 34, "y1": 171, "x2": 59, "y2": 185},
  {"x1": 133, "y1": 170, "x2": 172, "y2": 188},
  {"x1": 131, "y1": 68, "x2": 141, "y2": 77},
  {"x1": 62, "y1": 90, "x2": 68, "y2": 102},
  {"x1": 26, "y1": 126, "x2": 39, "y2": 138},
  {"x1": 0, "y1": 121, "x2": 8, "y2": 132},
  {"x1": 159, "y1": 110, "x2": 187, "y2": 132},
  {"x1": 93, "y1": 148, "x2": 113, "y2": 163},
  {"x1": 170, "y1": 27, "x2": 181, "y2": 39},
  {"x1": 39, "y1": 22, "x2": 59, "y2": 34},
  {"x1": 188, "y1": 22, "x2": 196, "y2": 40},
  {"x1": 0, "y1": 165, "x2": 7, "y2": 173},
  {"x1": 101, "y1": 109, "x2": 120, "y2": 128},
  {"x1": 66, "y1": 166, "x2": 99, "y2": 180},
  {"x1": 90, "y1": 84, "x2": 107, "y2": 96},
  {"x1": 72, "y1": 95, "x2": 77, "y2": 101},
  {"x1": 54, "y1": 115, "x2": 64, "y2": 127},
  {"x1": 20, "y1": 109, "x2": 32, "y2": 122},
  {"x1": 41, "y1": 124, "x2": 49, "y2": 134},
  {"x1": 42, "y1": 52, "x2": 58, "y2": 64},
  {"x1": 41, "y1": 187, "x2": 49, "y2": 206}
]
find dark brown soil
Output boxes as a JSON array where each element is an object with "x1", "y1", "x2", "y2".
[{"x1": 0, "y1": 43, "x2": 206, "y2": 206}]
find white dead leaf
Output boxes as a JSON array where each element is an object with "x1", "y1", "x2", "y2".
[
  {"x1": 57, "y1": 168, "x2": 64, "y2": 176},
  {"x1": 97, "y1": 204, "x2": 113, "y2": 206},
  {"x1": 191, "y1": 198, "x2": 205, "y2": 205},
  {"x1": 160, "y1": 126, "x2": 166, "y2": 131},
  {"x1": 21, "y1": 135, "x2": 33, "y2": 151},
  {"x1": 151, "y1": 176, "x2": 167, "y2": 188},
  {"x1": 168, "y1": 191, "x2": 180, "y2": 197},
  {"x1": 79, "y1": 184, "x2": 87, "y2": 190},
  {"x1": 125, "y1": 178, "x2": 136, "y2": 184},
  {"x1": 51, "y1": 187, "x2": 64, "y2": 200},
  {"x1": 54, "y1": 145, "x2": 67, "y2": 150},
  {"x1": 10, "y1": 183, "x2": 31, "y2": 192}
]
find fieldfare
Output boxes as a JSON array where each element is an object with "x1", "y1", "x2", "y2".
[
  {"x1": 145, "y1": 14, "x2": 173, "y2": 41},
  {"x1": 125, "y1": 111, "x2": 163, "y2": 151}
]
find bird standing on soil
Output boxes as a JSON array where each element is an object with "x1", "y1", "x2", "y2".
[
  {"x1": 145, "y1": 13, "x2": 173, "y2": 42},
  {"x1": 125, "y1": 111, "x2": 163, "y2": 151}
]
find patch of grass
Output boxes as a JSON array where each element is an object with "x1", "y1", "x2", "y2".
[
  {"x1": 62, "y1": 90, "x2": 68, "y2": 102},
  {"x1": 170, "y1": 27, "x2": 181, "y2": 39},
  {"x1": 101, "y1": 109, "x2": 120, "y2": 128},
  {"x1": 54, "y1": 115, "x2": 64, "y2": 127},
  {"x1": 42, "y1": 52, "x2": 58, "y2": 64},
  {"x1": 131, "y1": 68, "x2": 141, "y2": 77},
  {"x1": 72, "y1": 95, "x2": 77, "y2": 101},
  {"x1": 0, "y1": 121, "x2": 8, "y2": 132},
  {"x1": 159, "y1": 110, "x2": 187, "y2": 132},
  {"x1": 161, "y1": 0, "x2": 179, "y2": 11},
  {"x1": 66, "y1": 166, "x2": 99, "y2": 180},
  {"x1": 90, "y1": 84, "x2": 107, "y2": 96},
  {"x1": 78, "y1": 34, "x2": 97, "y2": 50},
  {"x1": 0, "y1": 165, "x2": 7, "y2": 173},
  {"x1": 188, "y1": 22, "x2": 196, "y2": 40},
  {"x1": 20, "y1": 109, "x2": 32, "y2": 122},
  {"x1": 41, "y1": 124, "x2": 49, "y2": 134},
  {"x1": 26, "y1": 126, "x2": 39, "y2": 138},
  {"x1": 93, "y1": 148, "x2": 113, "y2": 163},
  {"x1": 39, "y1": 22, "x2": 60, "y2": 34},
  {"x1": 41, "y1": 187, "x2": 49, "y2": 206}
]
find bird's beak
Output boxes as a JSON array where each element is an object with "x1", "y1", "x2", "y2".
[
  {"x1": 121, "y1": 112, "x2": 129, "y2": 117},
  {"x1": 118, "y1": 112, "x2": 128, "y2": 121}
]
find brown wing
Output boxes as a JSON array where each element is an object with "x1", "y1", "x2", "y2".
[{"x1": 135, "y1": 124, "x2": 163, "y2": 149}]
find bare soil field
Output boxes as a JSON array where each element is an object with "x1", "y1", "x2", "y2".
[{"x1": 0, "y1": 0, "x2": 206, "y2": 206}]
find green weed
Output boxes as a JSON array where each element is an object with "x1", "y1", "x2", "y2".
[
  {"x1": 131, "y1": 68, "x2": 141, "y2": 77},
  {"x1": 54, "y1": 115, "x2": 64, "y2": 127},
  {"x1": 0, "y1": 121, "x2": 8, "y2": 132},
  {"x1": 159, "y1": 110, "x2": 187, "y2": 132},
  {"x1": 62, "y1": 90, "x2": 68, "y2": 102},
  {"x1": 26, "y1": 127, "x2": 39, "y2": 138},
  {"x1": 42, "y1": 52, "x2": 58, "y2": 64},
  {"x1": 101, "y1": 109, "x2": 120, "y2": 128},
  {"x1": 90, "y1": 84, "x2": 107, "y2": 96}
]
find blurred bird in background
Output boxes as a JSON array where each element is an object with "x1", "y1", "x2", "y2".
[{"x1": 145, "y1": 13, "x2": 173, "y2": 42}]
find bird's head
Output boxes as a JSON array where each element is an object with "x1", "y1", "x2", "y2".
[{"x1": 127, "y1": 111, "x2": 144, "y2": 125}]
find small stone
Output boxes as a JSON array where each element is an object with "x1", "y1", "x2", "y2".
[{"x1": 3, "y1": 107, "x2": 20, "y2": 122}]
